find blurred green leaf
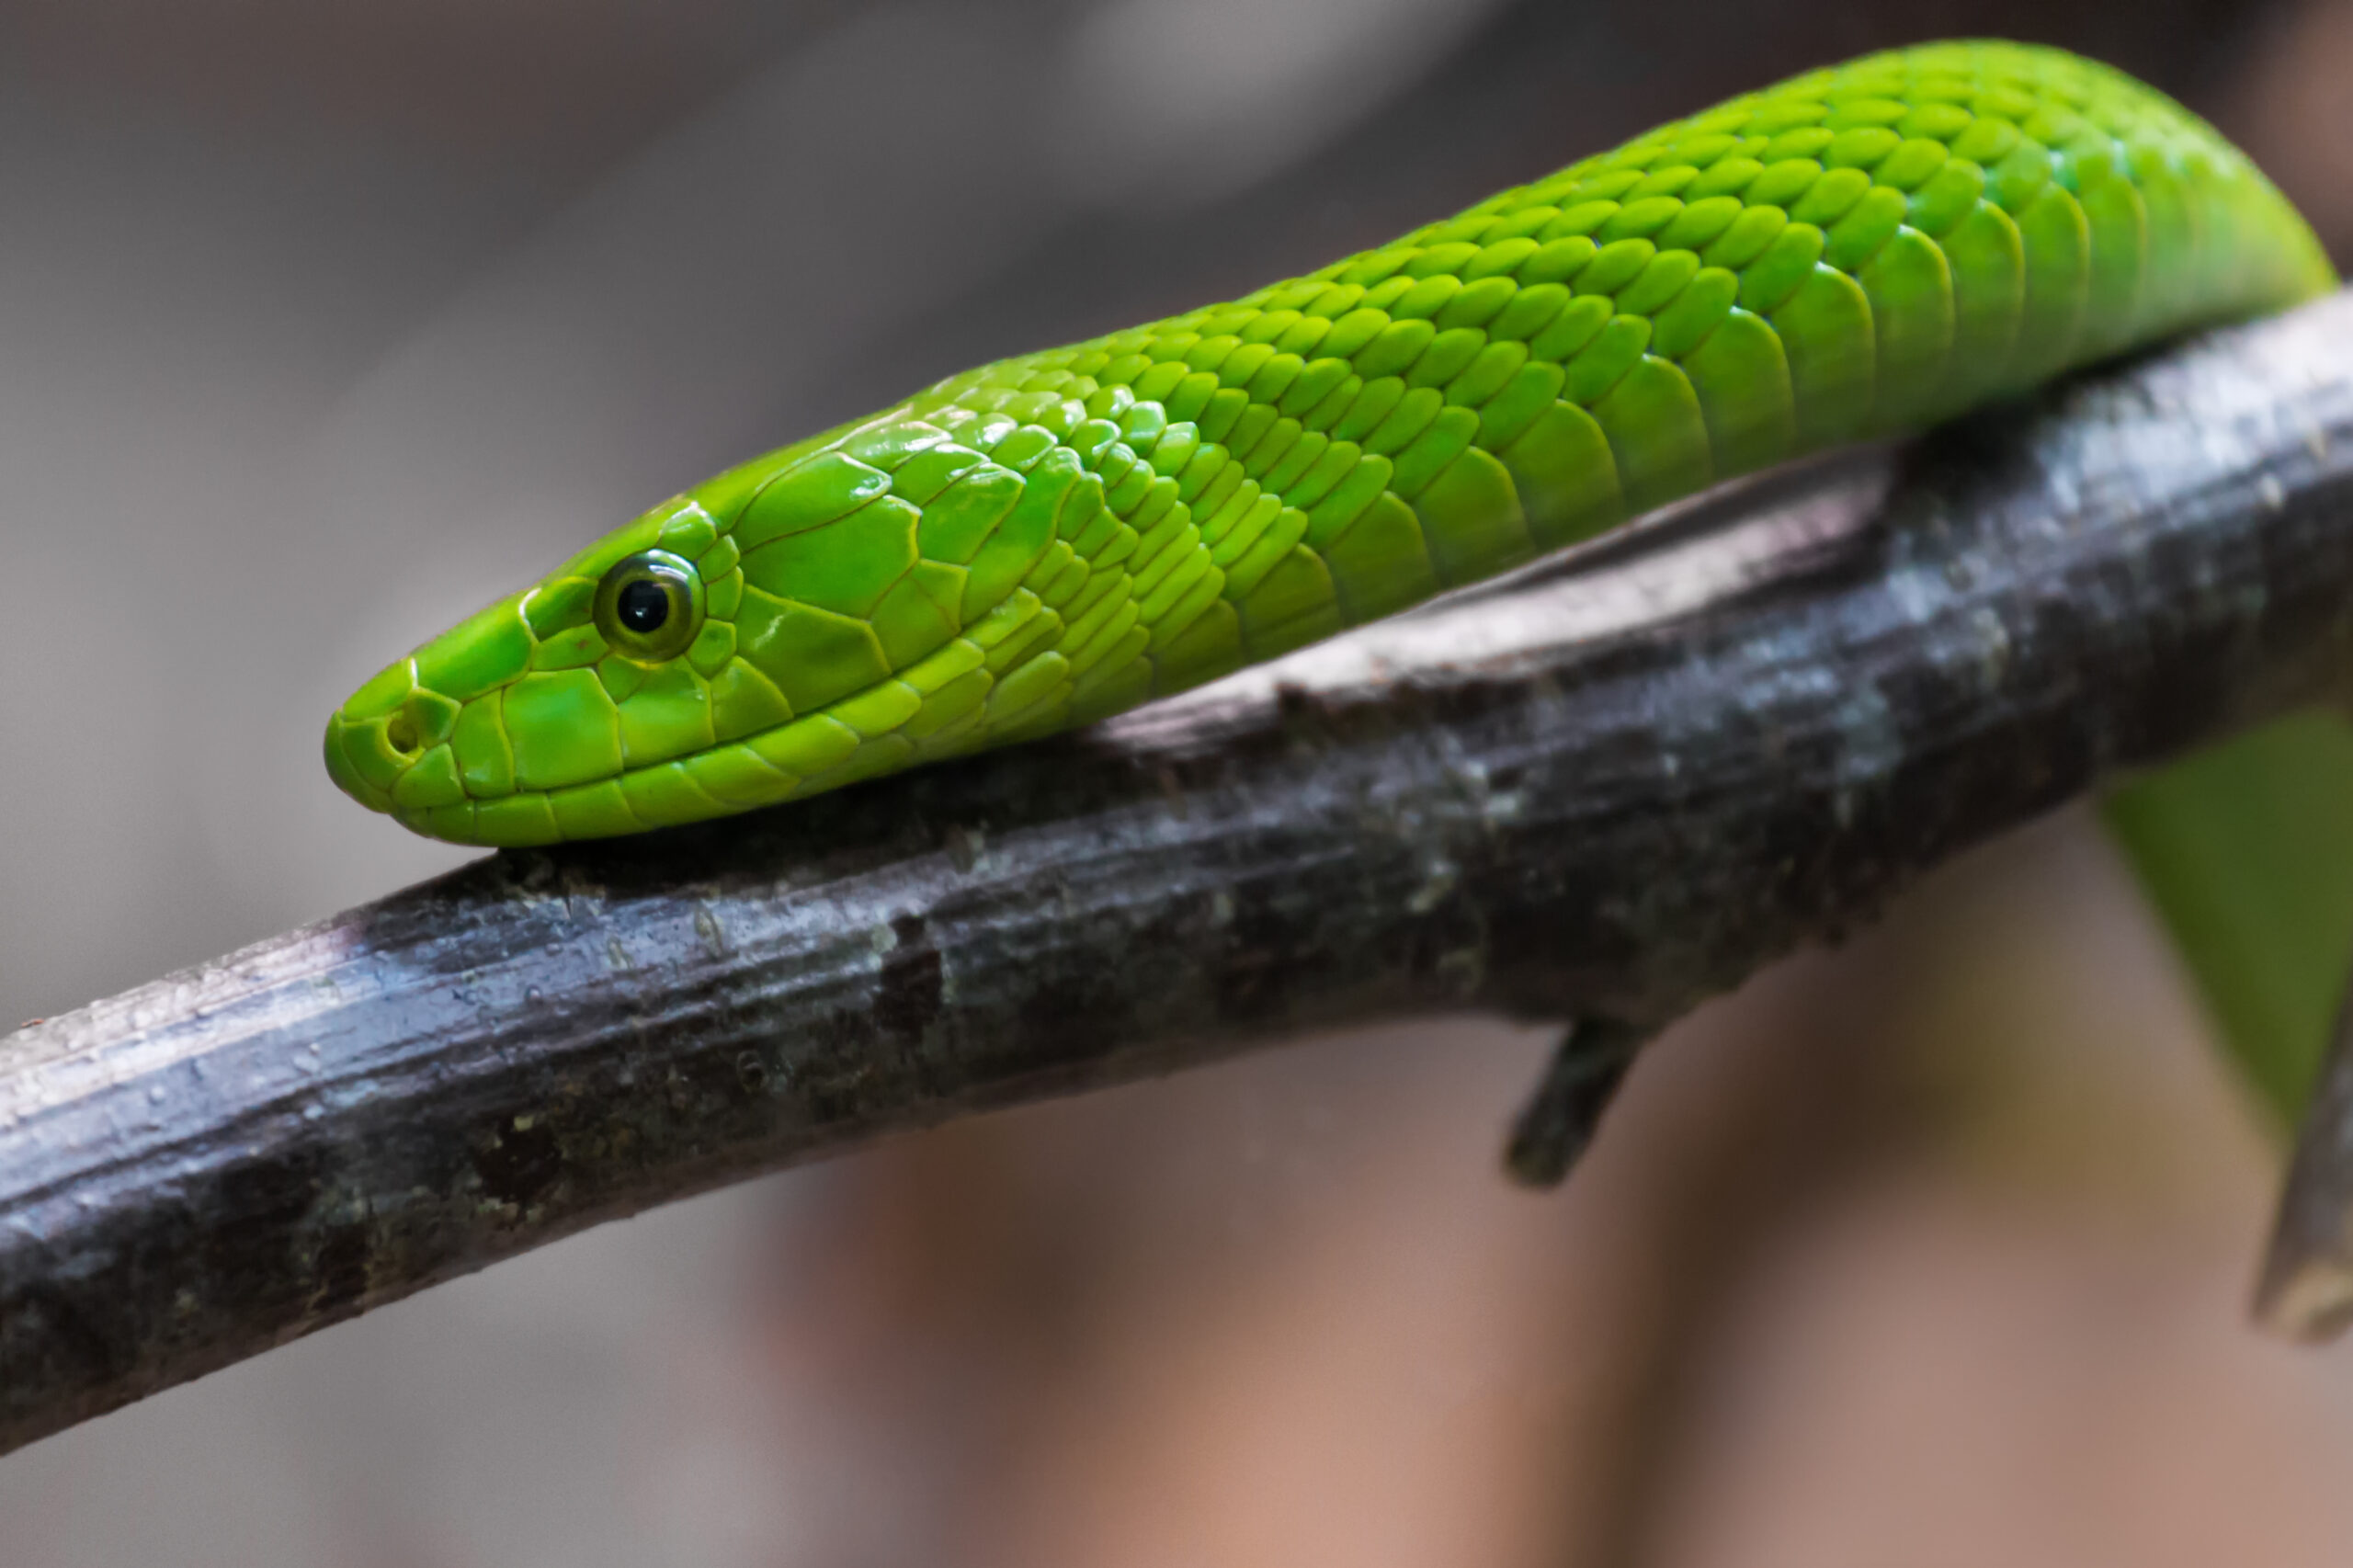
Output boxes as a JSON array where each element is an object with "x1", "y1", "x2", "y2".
[{"x1": 2104, "y1": 709, "x2": 2353, "y2": 1132}]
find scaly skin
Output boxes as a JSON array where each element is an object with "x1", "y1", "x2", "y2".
[{"x1": 327, "y1": 40, "x2": 2336, "y2": 846}]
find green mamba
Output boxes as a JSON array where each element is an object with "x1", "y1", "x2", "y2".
[{"x1": 327, "y1": 40, "x2": 2335, "y2": 846}]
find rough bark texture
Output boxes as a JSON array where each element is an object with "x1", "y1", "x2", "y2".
[{"x1": 4, "y1": 290, "x2": 2352, "y2": 1455}]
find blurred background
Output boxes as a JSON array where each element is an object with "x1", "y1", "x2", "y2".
[{"x1": 2, "y1": 0, "x2": 2352, "y2": 1562}]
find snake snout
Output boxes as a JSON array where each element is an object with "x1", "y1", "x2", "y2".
[
  {"x1": 326, "y1": 588, "x2": 545, "y2": 836},
  {"x1": 323, "y1": 657, "x2": 509, "y2": 824}
]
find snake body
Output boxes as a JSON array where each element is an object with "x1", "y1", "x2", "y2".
[{"x1": 327, "y1": 40, "x2": 2335, "y2": 846}]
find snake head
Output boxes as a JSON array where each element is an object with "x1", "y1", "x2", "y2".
[
  {"x1": 323, "y1": 493, "x2": 745, "y2": 847},
  {"x1": 325, "y1": 406, "x2": 1067, "y2": 846}
]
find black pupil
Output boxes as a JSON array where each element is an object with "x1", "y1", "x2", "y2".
[{"x1": 617, "y1": 577, "x2": 671, "y2": 633}]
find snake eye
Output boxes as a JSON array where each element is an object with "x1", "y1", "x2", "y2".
[
  {"x1": 593, "y1": 548, "x2": 700, "y2": 659},
  {"x1": 617, "y1": 578, "x2": 669, "y2": 632},
  {"x1": 594, "y1": 550, "x2": 704, "y2": 662}
]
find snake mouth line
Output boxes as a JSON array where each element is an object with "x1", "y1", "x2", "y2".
[
  {"x1": 324, "y1": 676, "x2": 912, "y2": 849},
  {"x1": 325, "y1": 698, "x2": 556, "y2": 848}
]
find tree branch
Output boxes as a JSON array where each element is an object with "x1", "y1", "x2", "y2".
[{"x1": 4, "y1": 290, "x2": 2351, "y2": 1454}]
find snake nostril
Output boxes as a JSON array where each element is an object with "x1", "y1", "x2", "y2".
[{"x1": 384, "y1": 716, "x2": 421, "y2": 756}]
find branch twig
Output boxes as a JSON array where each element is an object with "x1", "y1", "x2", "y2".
[{"x1": 5, "y1": 290, "x2": 2352, "y2": 1455}]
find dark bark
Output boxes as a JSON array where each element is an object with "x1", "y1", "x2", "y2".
[
  {"x1": 1506, "y1": 1020, "x2": 1655, "y2": 1187},
  {"x1": 3, "y1": 290, "x2": 2352, "y2": 1454}
]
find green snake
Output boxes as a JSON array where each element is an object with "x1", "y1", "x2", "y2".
[{"x1": 325, "y1": 40, "x2": 2336, "y2": 847}]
